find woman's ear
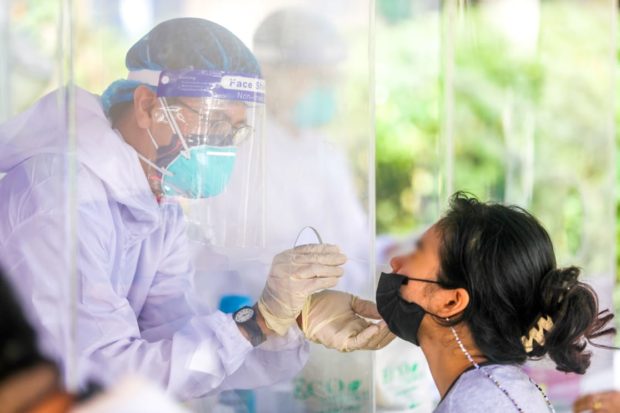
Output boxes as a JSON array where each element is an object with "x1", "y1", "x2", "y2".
[
  {"x1": 433, "y1": 287, "x2": 469, "y2": 319},
  {"x1": 133, "y1": 86, "x2": 158, "y2": 129}
]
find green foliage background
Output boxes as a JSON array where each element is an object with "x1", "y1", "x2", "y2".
[{"x1": 375, "y1": 3, "x2": 616, "y2": 276}]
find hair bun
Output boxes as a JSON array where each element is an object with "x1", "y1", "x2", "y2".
[
  {"x1": 539, "y1": 267, "x2": 580, "y2": 312},
  {"x1": 533, "y1": 266, "x2": 615, "y2": 374}
]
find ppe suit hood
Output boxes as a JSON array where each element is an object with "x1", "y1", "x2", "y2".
[{"x1": 0, "y1": 87, "x2": 160, "y2": 230}]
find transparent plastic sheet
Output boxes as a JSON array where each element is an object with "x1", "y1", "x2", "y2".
[
  {"x1": 0, "y1": 1, "x2": 377, "y2": 412},
  {"x1": 247, "y1": 3, "x2": 375, "y2": 412},
  {"x1": 374, "y1": 2, "x2": 442, "y2": 411},
  {"x1": 376, "y1": 1, "x2": 617, "y2": 412},
  {"x1": 5, "y1": 1, "x2": 616, "y2": 412},
  {"x1": 443, "y1": 2, "x2": 616, "y2": 411},
  {"x1": 134, "y1": 69, "x2": 268, "y2": 251},
  {"x1": 0, "y1": 0, "x2": 79, "y2": 391}
]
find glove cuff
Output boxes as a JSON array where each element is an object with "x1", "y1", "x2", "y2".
[
  {"x1": 301, "y1": 295, "x2": 313, "y2": 337},
  {"x1": 257, "y1": 298, "x2": 292, "y2": 336}
]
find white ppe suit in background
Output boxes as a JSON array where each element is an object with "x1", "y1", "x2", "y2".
[
  {"x1": 263, "y1": 120, "x2": 369, "y2": 295},
  {"x1": 197, "y1": 119, "x2": 370, "y2": 308}
]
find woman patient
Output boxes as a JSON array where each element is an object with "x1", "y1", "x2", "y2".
[{"x1": 377, "y1": 192, "x2": 615, "y2": 412}]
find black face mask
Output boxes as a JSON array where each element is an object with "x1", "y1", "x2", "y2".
[{"x1": 376, "y1": 272, "x2": 443, "y2": 346}]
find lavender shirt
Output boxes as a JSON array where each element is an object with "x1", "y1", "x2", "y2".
[{"x1": 435, "y1": 364, "x2": 552, "y2": 412}]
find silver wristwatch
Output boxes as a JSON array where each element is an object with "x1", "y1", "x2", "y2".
[{"x1": 233, "y1": 305, "x2": 266, "y2": 347}]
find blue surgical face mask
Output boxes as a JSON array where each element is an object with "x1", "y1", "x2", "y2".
[
  {"x1": 160, "y1": 144, "x2": 237, "y2": 199},
  {"x1": 293, "y1": 86, "x2": 337, "y2": 129}
]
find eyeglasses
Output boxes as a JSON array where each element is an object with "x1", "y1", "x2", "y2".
[{"x1": 170, "y1": 99, "x2": 253, "y2": 146}]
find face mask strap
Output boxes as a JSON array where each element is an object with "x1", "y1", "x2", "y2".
[
  {"x1": 136, "y1": 152, "x2": 173, "y2": 177},
  {"x1": 159, "y1": 97, "x2": 191, "y2": 158},
  {"x1": 146, "y1": 128, "x2": 159, "y2": 150},
  {"x1": 403, "y1": 275, "x2": 442, "y2": 285},
  {"x1": 386, "y1": 272, "x2": 441, "y2": 286},
  {"x1": 139, "y1": 127, "x2": 170, "y2": 176},
  {"x1": 391, "y1": 272, "x2": 450, "y2": 321}
]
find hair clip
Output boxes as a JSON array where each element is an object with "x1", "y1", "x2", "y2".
[{"x1": 521, "y1": 315, "x2": 554, "y2": 353}]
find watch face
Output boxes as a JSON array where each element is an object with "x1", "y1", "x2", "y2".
[{"x1": 234, "y1": 306, "x2": 254, "y2": 323}]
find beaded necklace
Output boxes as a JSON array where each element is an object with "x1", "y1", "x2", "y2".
[{"x1": 449, "y1": 326, "x2": 555, "y2": 413}]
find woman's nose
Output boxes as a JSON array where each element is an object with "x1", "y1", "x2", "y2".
[{"x1": 390, "y1": 255, "x2": 404, "y2": 272}]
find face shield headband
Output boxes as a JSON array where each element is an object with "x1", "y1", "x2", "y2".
[{"x1": 129, "y1": 69, "x2": 266, "y2": 199}]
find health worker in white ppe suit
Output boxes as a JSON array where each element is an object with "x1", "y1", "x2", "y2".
[{"x1": 0, "y1": 18, "x2": 394, "y2": 400}]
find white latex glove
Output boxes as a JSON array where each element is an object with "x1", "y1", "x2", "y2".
[
  {"x1": 301, "y1": 289, "x2": 396, "y2": 352},
  {"x1": 258, "y1": 244, "x2": 347, "y2": 336}
]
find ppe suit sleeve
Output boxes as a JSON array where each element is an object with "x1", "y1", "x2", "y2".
[
  {"x1": 0, "y1": 175, "x2": 305, "y2": 401},
  {"x1": 2, "y1": 201, "x2": 251, "y2": 399},
  {"x1": 79, "y1": 200, "x2": 308, "y2": 399},
  {"x1": 134, "y1": 203, "x2": 308, "y2": 396}
]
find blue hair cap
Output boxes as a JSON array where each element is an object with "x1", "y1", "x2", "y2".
[{"x1": 102, "y1": 17, "x2": 261, "y2": 117}]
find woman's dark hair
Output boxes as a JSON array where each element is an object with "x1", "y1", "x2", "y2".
[
  {"x1": 0, "y1": 266, "x2": 52, "y2": 383},
  {"x1": 434, "y1": 192, "x2": 615, "y2": 374}
]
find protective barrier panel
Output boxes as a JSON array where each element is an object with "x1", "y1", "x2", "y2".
[
  {"x1": 12, "y1": 1, "x2": 377, "y2": 412},
  {"x1": 376, "y1": 1, "x2": 616, "y2": 412},
  {"x1": 0, "y1": 0, "x2": 80, "y2": 391},
  {"x1": 4, "y1": 1, "x2": 614, "y2": 412}
]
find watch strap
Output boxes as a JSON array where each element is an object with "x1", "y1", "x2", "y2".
[{"x1": 235, "y1": 305, "x2": 266, "y2": 347}]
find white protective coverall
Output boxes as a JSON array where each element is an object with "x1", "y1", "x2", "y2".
[{"x1": 0, "y1": 87, "x2": 308, "y2": 399}]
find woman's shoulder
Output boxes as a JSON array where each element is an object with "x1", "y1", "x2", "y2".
[{"x1": 435, "y1": 364, "x2": 551, "y2": 413}]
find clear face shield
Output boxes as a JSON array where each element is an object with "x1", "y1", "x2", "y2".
[{"x1": 133, "y1": 69, "x2": 266, "y2": 250}]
